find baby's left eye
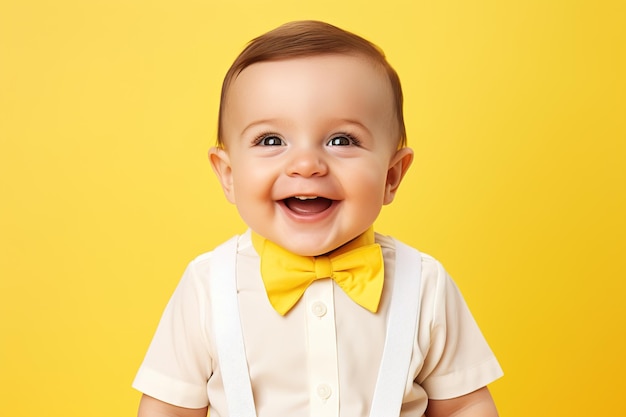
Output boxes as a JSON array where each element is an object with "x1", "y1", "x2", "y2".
[{"x1": 327, "y1": 135, "x2": 356, "y2": 146}]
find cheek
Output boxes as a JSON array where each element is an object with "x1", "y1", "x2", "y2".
[
  {"x1": 231, "y1": 164, "x2": 273, "y2": 203},
  {"x1": 342, "y1": 167, "x2": 388, "y2": 221},
  {"x1": 349, "y1": 166, "x2": 388, "y2": 199}
]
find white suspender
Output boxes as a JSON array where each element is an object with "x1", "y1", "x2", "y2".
[
  {"x1": 209, "y1": 236, "x2": 422, "y2": 417},
  {"x1": 209, "y1": 236, "x2": 257, "y2": 417},
  {"x1": 368, "y1": 239, "x2": 422, "y2": 417}
]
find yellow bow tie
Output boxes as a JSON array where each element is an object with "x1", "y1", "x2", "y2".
[{"x1": 251, "y1": 228, "x2": 384, "y2": 316}]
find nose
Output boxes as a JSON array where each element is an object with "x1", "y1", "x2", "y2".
[{"x1": 285, "y1": 147, "x2": 328, "y2": 177}]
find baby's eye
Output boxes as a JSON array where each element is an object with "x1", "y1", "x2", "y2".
[
  {"x1": 255, "y1": 135, "x2": 285, "y2": 146},
  {"x1": 327, "y1": 135, "x2": 358, "y2": 146}
]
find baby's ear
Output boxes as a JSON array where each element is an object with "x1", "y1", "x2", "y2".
[
  {"x1": 209, "y1": 147, "x2": 236, "y2": 204},
  {"x1": 384, "y1": 147, "x2": 413, "y2": 205}
]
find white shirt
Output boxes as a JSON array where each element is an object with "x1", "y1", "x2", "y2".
[{"x1": 133, "y1": 231, "x2": 503, "y2": 416}]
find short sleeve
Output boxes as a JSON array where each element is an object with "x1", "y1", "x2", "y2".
[
  {"x1": 416, "y1": 259, "x2": 503, "y2": 400},
  {"x1": 132, "y1": 258, "x2": 213, "y2": 408}
]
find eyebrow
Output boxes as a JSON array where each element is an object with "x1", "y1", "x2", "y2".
[
  {"x1": 338, "y1": 119, "x2": 373, "y2": 136},
  {"x1": 240, "y1": 119, "x2": 283, "y2": 136},
  {"x1": 240, "y1": 118, "x2": 373, "y2": 137}
]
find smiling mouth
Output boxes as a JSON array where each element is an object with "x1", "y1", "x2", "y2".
[{"x1": 283, "y1": 196, "x2": 334, "y2": 215}]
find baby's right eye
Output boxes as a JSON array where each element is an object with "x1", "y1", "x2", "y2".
[{"x1": 255, "y1": 135, "x2": 285, "y2": 146}]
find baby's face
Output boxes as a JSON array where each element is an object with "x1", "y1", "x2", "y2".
[{"x1": 211, "y1": 54, "x2": 412, "y2": 256}]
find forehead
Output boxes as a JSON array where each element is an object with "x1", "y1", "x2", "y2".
[{"x1": 222, "y1": 54, "x2": 396, "y2": 138}]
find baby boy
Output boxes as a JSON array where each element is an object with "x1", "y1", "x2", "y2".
[{"x1": 133, "y1": 20, "x2": 503, "y2": 417}]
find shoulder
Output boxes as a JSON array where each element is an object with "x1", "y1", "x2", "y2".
[
  {"x1": 376, "y1": 233, "x2": 453, "y2": 320},
  {"x1": 189, "y1": 231, "x2": 252, "y2": 264},
  {"x1": 376, "y1": 232, "x2": 448, "y2": 279},
  {"x1": 183, "y1": 230, "x2": 258, "y2": 287}
]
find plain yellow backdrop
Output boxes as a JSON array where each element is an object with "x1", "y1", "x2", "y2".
[{"x1": 1, "y1": 1, "x2": 624, "y2": 416}]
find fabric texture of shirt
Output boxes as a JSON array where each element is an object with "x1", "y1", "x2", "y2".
[{"x1": 133, "y1": 231, "x2": 503, "y2": 416}]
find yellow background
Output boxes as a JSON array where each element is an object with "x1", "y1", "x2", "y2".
[{"x1": 1, "y1": 1, "x2": 624, "y2": 415}]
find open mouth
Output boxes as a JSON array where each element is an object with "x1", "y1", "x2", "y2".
[{"x1": 283, "y1": 196, "x2": 334, "y2": 215}]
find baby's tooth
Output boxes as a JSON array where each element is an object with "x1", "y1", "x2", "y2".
[{"x1": 295, "y1": 196, "x2": 317, "y2": 200}]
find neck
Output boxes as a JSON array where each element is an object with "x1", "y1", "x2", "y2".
[{"x1": 251, "y1": 227, "x2": 376, "y2": 258}]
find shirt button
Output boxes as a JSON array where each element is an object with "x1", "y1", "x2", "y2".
[
  {"x1": 311, "y1": 301, "x2": 327, "y2": 317},
  {"x1": 316, "y1": 383, "x2": 332, "y2": 400}
]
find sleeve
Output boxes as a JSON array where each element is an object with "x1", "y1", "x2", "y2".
[
  {"x1": 132, "y1": 257, "x2": 213, "y2": 408},
  {"x1": 415, "y1": 258, "x2": 503, "y2": 400}
]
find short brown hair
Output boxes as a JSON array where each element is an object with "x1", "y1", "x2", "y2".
[{"x1": 216, "y1": 20, "x2": 407, "y2": 148}]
